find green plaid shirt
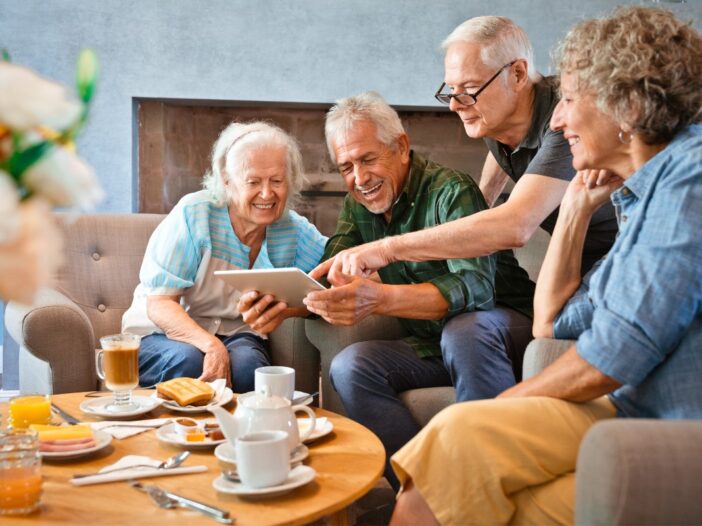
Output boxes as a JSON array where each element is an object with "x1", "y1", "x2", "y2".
[{"x1": 323, "y1": 151, "x2": 534, "y2": 358}]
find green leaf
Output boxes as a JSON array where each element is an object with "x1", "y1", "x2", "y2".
[
  {"x1": 8, "y1": 140, "x2": 55, "y2": 179},
  {"x1": 1, "y1": 48, "x2": 9, "y2": 62}
]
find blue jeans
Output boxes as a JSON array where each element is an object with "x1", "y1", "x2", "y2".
[
  {"x1": 329, "y1": 307, "x2": 533, "y2": 490},
  {"x1": 139, "y1": 332, "x2": 271, "y2": 393},
  {"x1": 442, "y1": 306, "x2": 533, "y2": 402}
]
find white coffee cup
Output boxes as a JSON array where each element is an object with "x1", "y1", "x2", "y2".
[
  {"x1": 255, "y1": 366, "x2": 295, "y2": 400},
  {"x1": 235, "y1": 430, "x2": 290, "y2": 488}
]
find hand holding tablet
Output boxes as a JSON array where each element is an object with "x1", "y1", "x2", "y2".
[{"x1": 215, "y1": 268, "x2": 326, "y2": 308}]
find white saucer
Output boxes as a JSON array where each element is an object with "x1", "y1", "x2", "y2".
[
  {"x1": 157, "y1": 387, "x2": 234, "y2": 413},
  {"x1": 214, "y1": 441, "x2": 309, "y2": 465},
  {"x1": 155, "y1": 419, "x2": 226, "y2": 449},
  {"x1": 298, "y1": 417, "x2": 334, "y2": 443},
  {"x1": 213, "y1": 465, "x2": 316, "y2": 498},
  {"x1": 40, "y1": 430, "x2": 112, "y2": 460},
  {"x1": 292, "y1": 391, "x2": 313, "y2": 406},
  {"x1": 79, "y1": 395, "x2": 163, "y2": 419}
]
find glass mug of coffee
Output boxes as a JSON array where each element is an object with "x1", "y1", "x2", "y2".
[{"x1": 96, "y1": 333, "x2": 141, "y2": 412}]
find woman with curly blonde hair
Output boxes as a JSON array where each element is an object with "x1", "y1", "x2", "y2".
[{"x1": 389, "y1": 7, "x2": 702, "y2": 526}]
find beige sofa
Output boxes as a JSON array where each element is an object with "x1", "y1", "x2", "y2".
[{"x1": 4, "y1": 213, "x2": 319, "y2": 396}]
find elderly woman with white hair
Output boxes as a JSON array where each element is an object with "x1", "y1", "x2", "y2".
[{"x1": 122, "y1": 121, "x2": 326, "y2": 391}]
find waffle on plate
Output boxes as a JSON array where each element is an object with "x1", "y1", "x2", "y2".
[{"x1": 156, "y1": 377, "x2": 216, "y2": 406}]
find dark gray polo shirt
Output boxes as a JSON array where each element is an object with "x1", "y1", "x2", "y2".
[{"x1": 484, "y1": 76, "x2": 618, "y2": 274}]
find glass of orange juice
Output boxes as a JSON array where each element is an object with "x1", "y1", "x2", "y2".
[
  {"x1": 8, "y1": 395, "x2": 52, "y2": 430},
  {"x1": 0, "y1": 429, "x2": 42, "y2": 515}
]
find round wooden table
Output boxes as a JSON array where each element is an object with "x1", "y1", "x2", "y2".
[{"x1": 1, "y1": 390, "x2": 385, "y2": 526}]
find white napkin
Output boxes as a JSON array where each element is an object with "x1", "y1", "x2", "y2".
[
  {"x1": 70, "y1": 455, "x2": 207, "y2": 486},
  {"x1": 91, "y1": 418, "x2": 170, "y2": 439},
  {"x1": 209, "y1": 379, "x2": 227, "y2": 402}
]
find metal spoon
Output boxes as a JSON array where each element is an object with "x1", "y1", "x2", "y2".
[
  {"x1": 73, "y1": 450, "x2": 190, "y2": 478},
  {"x1": 291, "y1": 391, "x2": 318, "y2": 405}
]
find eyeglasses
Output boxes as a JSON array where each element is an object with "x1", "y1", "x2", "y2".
[{"x1": 434, "y1": 60, "x2": 517, "y2": 106}]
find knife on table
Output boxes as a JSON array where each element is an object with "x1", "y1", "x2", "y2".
[
  {"x1": 129, "y1": 480, "x2": 234, "y2": 524},
  {"x1": 51, "y1": 403, "x2": 80, "y2": 425}
]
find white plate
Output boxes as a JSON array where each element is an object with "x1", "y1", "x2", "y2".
[
  {"x1": 79, "y1": 395, "x2": 163, "y2": 419},
  {"x1": 214, "y1": 442, "x2": 309, "y2": 465},
  {"x1": 40, "y1": 430, "x2": 112, "y2": 460},
  {"x1": 298, "y1": 417, "x2": 334, "y2": 443},
  {"x1": 157, "y1": 387, "x2": 234, "y2": 413},
  {"x1": 155, "y1": 419, "x2": 226, "y2": 449},
  {"x1": 213, "y1": 465, "x2": 316, "y2": 498}
]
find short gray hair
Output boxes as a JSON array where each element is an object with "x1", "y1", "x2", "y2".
[
  {"x1": 202, "y1": 121, "x2": 305, "y2": 207},
  {"x1": 442, "y1": 16, "x2": 540, "y2": 82},
  {"x1": 324, "y1": 91, "x2": 405, "y2": 163}
]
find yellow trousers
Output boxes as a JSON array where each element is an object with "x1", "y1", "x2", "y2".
[{"x1": 391, "y1": 396, "x2": 616, "y2": 526}]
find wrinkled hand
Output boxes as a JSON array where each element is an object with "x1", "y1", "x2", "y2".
[
  {"x1": 238, "y1": 291, "x2": 290, "y2": 335},
  {"x1": 310, "y1": 239, "x2": 393, "y2": 285},
  {"x1": 562, "y1": 169, "x2": 624, "y2": 214},
  {"x1": 199, "y1": 343, "x2": 232, "y2": 386},
  {"x1": 303, "y1": 276, "x2": 383, "y2": 326},
  {"x1": 0, "y1": 200, "x2": 63, "y2": 304}
]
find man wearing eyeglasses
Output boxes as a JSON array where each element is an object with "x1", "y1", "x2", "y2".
[{"x1": 316, "y1": 16, "x2": 616, "y2": 281}]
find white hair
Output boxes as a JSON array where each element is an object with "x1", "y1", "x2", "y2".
[
  {"x1": 202, "y1": 121, "x2": 305, "y2": 208},
  {"x1": 442, "y1": 16, "x2": 540, "y2": 82},
  {"x1": 324, "y1": 91, "x2": 405, "y2": 163}
]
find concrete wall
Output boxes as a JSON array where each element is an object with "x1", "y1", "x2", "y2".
[{"x1": 2, "y1": 0, "x2": 700, "y2": 213}]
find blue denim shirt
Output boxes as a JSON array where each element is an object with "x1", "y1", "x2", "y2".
[{"x1": 553, "y1": 124, "x2": 702, "y2": 419}]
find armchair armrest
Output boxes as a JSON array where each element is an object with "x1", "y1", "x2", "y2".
[
  {"x1": 305, "y1": 315, "x2": 407, "y2": 414},
  {"x1": 268, "y1": 317, "x2": 320, "y2": 396},
  {"x1": 522, "y1": 338, "x2": 574, "y2": 379},
  {"x1": 5, "y1": 288, "x2": 98, "y2": 394},
  {"x1": 576, "y1": 419, "x2": 702, "y2": 525}
]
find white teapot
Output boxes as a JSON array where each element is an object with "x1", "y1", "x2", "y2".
[{"x1": 209, "y1": 387, "x2": 316, "y2": 452}]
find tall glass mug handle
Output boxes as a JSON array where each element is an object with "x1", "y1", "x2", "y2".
[
  {"x1": 96, "y1": 350, "x2": 105, "y2": 380},
  {"x1": 293, "y1": 405, "x2": 316, "y2": 442}
]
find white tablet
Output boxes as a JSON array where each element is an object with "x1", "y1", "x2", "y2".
[{"x1": 214, "y1": 268, "x2": 326, "y2": 308}]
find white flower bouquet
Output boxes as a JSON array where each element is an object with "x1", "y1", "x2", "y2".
[{"x1": 0, "y1": 50, "x2": 104, "y2": 303}]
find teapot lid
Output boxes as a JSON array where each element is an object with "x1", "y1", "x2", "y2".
[{"x1": 240, "y1": 385, "x2": 290, "y2": 409}]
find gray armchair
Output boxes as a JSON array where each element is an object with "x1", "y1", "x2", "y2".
[
  {"x1": 4, "y1": 213, "x2": 319, "y2": 396},
  {"x1": 526, "y1": 339, "x2": 702, "y2": 526}
]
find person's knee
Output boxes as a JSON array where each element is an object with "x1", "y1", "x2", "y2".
[
  {"x1": 167, "y1": 346, "x2": 203, "y2": 378},
  {"x1": 432, "y1": 399, "x2": 500, "y2": 438},
  {"x1": 441, "y1": 313, "x2": 492, "y2": 364},
  {"x1": 329, "y1": 343, "x2": 375, "y2": 391}
]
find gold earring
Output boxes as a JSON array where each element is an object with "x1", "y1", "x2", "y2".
[{"x1": 618, "y1": 130, "x2": 633, "y2": 144}]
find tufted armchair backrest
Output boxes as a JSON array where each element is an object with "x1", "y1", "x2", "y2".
[{"x1": 55, "y1": 213, "x2": 165, "y2": 348}]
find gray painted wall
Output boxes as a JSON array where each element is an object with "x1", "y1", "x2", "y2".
[{"x1": 2, "y1": 1, "x2": 700, "y2": 212}]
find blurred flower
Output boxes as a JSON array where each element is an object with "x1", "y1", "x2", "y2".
[
  {"x1": 0, "y1": 62, "x2": 81, "y2": 132},
  {"x1": 23, "y1": 145, "x2": 103, "y2": 209},
  {"x1": 0, "y1": 49, "x2": 102, "y2": 218},
  {"x1": 0, "y1": 170, "x2": 20, "y2": 242},
  {"x1": 0, "y1": 50, "x2": 101, "y2": 303}
]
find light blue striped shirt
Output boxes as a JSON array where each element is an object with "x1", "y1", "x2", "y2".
[{"x1": 122, "y1": 191, "x2": 327, "y2": 336}]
